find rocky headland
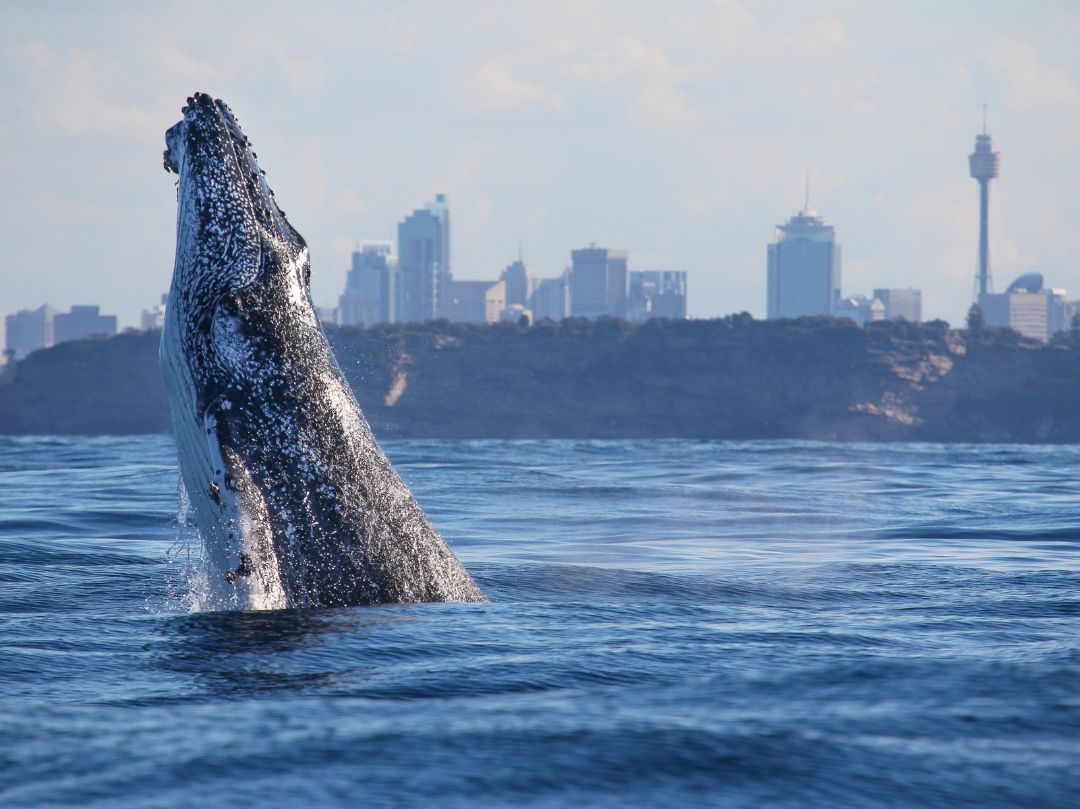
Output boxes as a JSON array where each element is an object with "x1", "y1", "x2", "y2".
[{"x1": 2, "y1": 316, "x2": 1079, "y2": 442}]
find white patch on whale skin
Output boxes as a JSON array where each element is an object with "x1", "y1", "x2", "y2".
[
  {"x1": 161, "y1": 205, "x2": 290, "y2": 612},
  {"x1": 162, "y1": 304, "x2": 286, "y2": 612},
  {"x1": 213, "y1": 433, "x2": 286, "y2": 611},
  {"x1": 161, "y1": 307, "x2": 233, "y2": 610}
]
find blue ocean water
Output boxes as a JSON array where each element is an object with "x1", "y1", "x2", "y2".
[{"x1": 0, "y1": 437, "x2": 1077, "y2": 808}]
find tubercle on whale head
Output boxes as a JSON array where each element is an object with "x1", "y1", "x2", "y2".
[
  {"x1": 165, "y1": 92, "x2": 254, "y2": 173},
  {"x1": 164, "y1": 92, "x2": 307, "y2": 291},
  {"x1": 163, "y1": 92, "x2": 278, "y2": 220},
  {"x1": 163, "y1": 92, "x2": 212, "y2": 174}
]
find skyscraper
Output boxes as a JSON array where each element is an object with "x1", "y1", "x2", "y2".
[
  {"x1": 628, "y1": 271, "x2": 688, "y2": 321},
  {"x1": 500, "y1": 256, "x2": 540, "y2": 309},
  {"x1": 531, "y1": 273, "x2": 569, "y2": 321},
  {"x1": 5, "y1": 304, "x2": 55, "y2": 360},
  {"x1": 339, "y1": 242, "x2": 395, "y2": 326},
  {"x1": 570, "y1": 246, "x2": 628, "y2": 319},
  {"x1": 766, "y1": 204, "x2": 841, "y2": 320},
  {"x1": 969, "y1": 113, "x2": 1001, "y2": 298},
  {"x1": 397, "y1": 194, "x2": 450, "y2": 322}
]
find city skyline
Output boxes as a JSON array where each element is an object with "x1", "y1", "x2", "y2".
[
  {"x1": 330, "y1": 195, "x2": 689, "y2": 328},
  {"x1": 2, "y1": 2, "x2": 1079, "y2": 343}
]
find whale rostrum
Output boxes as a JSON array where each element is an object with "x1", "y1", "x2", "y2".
[{"x1": 161, "y1": 92, "x2": 484, "y2": 610}]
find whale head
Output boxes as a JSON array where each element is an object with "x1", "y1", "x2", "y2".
[
  {"x1": 162, "y1": 93, "x2": 315, "y2": 384},
  {"x1": 164, "y1": 92, "x2": 308, "y2": 308}
]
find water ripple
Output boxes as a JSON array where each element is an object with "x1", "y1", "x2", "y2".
[{"x1": 0, "y1": 438, "x2": 1078, "y2": 808}]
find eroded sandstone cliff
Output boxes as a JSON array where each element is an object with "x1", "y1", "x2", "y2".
[{"x1": 1, "y1": 317, "x2": 1078, "y2": 441}]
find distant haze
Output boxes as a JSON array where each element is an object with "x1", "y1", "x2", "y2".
[{"x1": 2, "y1": 0, "x2": 1079, "y2": 341}]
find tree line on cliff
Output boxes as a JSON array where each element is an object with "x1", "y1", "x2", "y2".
[{"x1": 1, "y1": 315, "x2": 1078, "y2": 441}]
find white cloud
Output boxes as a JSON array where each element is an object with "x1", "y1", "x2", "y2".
[
  {"x1": 990, "y1": 38, "x2": 1079, "y2": 108},
  {"x1": 8, "y1": 43, "x2": 160, "y2": 138},
  {"x1": 464, "y1": 62, "x2": 564, "y2": 111},
  {"x1": 631, "y1": 82, "x2": 701, "y2": 130},
  {"x1": 561, "y1": 37, "x2": 701, "y2": 129}
]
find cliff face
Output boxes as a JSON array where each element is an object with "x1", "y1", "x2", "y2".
[
  {"x1": 0, "y1": 332, "x2": 170, "y2": 435},
  {"x1": 2, "y1": 317, "x2": 1079, "y2": 441}
]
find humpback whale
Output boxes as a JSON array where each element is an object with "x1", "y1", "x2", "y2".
[{"x1": 161, "y1": 92, "x2": 484, "y2": 610}]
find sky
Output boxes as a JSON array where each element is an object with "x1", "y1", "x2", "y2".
[{"x1": 2, "y1": 0, "x2": 1080, "y2": 342}]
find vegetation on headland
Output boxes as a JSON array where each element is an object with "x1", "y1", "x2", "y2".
[{"x1": 2, "y1": 315, "x2": 1080, "y2": 441}]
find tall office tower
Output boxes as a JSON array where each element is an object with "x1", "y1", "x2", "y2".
[
  {"x1": 53, "y1": 305, "x2": 117, "y2": 345},
  {"x1": 570, "y1": 246, "x2": 628, "y2": 318},
  {"x1": 969, "y1": 115, "x2": 1001, "y2": 298},
  {"x1": 531, "y1": 273, "x2": 569, "y2": 321},
  {"x1": 339, "y1": 242, "x2": 396, "y2": 326},
  {"x1": 766, "y1": 205, "x2": 841, "y2": 319},
  {"x1": 500, "y1": 256, "x2": 540, "y2": 308},
  {"x1": 873, "y1": 288, "x2": 923, "y2": 323},
  {"x1": 397, "y1": 194, "x2": 450, "y2": 322},
  {"x1": 5, "y1": 304, "x2": 56, "y2": 360},
  {"x1": 628, "y1": 271, "x2": 688, "y2": 321}
]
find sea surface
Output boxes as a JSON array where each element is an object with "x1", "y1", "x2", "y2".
[{"x1": 0, "y1": 437, "x2": 1078, "y2": 808}]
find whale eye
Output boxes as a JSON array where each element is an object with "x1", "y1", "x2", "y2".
[{"x1": 220, "y1": 293, "x2": 243, "y2": 315}]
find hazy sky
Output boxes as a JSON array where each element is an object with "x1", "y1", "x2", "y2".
[{"x1": 2, "y1": 0, "x2": 1079, "y2": 340}]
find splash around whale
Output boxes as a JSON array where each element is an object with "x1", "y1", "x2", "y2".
[{"x1": 161, "y1": 92, "x2": 484, "y2": 610}]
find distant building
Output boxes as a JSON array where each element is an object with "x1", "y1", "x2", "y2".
[
  {"x1": 447, "y1": 280, "x2": 495, "y2": 323},
  {"x1": 1049, "y1": 290, "x2": 1075, "y2": 337},
  {"x1": 484, "y1": 280, "x2": 507, "y2": 323},
  {"x1": 570, "y1": 246, "x2": 628, "y2": 319},
  {"x1": 397, "y1": 194, "x2": 450, "y2": 323},
  {"x1": 339, "y1": 242, "x2": 396, "y2": 326},
  {"x1": 834, "y1": 294, "x2": 885, "y2": 326},
  {"x1": 501, "y1": 304, "x2": 533, "y2": 325},
  {"x1": 53, "y1": 305, "x2": 117, "y2": 345},
  {"x1": 5, "y1": 305, "x2": 55, "y2": 360},
  {"x1": 628, "y1": 271, "x2": 687, "y2": 321},
  {"x1": 969, "y1": 119, "x2": 1001, "y2": 297},
  {"x1": 873, "y1": 288, "x2": 922, "y2": 323},
  {"x1": 141, "y1": 294, "x2": 168, "y2": 331},
  {"x1": 316, "y1": 306, "x2": 340, "y2": 326},
  {"x1": 979, "y1": 272, "x2": 1075, "y2": 342},
  {"x1": 500, "y1": 258, "x2": 540, "y2": 309},
  {"x1": 531, "y1": 274, "x2": 569, "y2": 321},
  {"x1": 766, "y1": 207, "x2": 841, "y2": 319}
]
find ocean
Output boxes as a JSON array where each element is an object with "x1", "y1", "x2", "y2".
[{"x1": 1, "y1": 436, "x2": 1077, "y2": 808}]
